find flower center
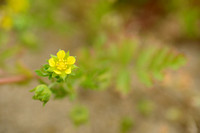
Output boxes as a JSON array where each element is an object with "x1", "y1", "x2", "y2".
[{"x1": 56, "y1": 59, "x2": 67, "y2": 70}]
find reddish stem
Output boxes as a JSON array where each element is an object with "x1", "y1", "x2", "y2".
[
  {"x1": 0, "y1": 75, "x2": 29, "y2": 85},
  {"x1": 0, "y1": 73, "x2": 41, "y2": 85}
]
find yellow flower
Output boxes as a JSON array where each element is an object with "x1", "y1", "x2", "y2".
[
  {"x1": 0, "y1": 14, "x2": 13, "y2": 30},
  {"x1": 48, "y1": 50, "x2": 76, "y2": 75},
  {"x1": 7, "y1": 0, "x2": 29, "y2": 13}
]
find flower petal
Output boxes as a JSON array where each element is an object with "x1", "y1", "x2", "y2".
[
  {"x1": 48, "y1": 58, "x2": 55, "y2": 67},
  {"x1": 54, "y1": 70, "x2": 62, "y2": 74},
  {"x1": 65, "y1": 67, "x2": 71, "y2": 74},
  {"x1": 66, "y1": 56, "x2": 76, "y2": 64},
  {"x1": 57, "y1": 50, "x2": 65, "y2": 59}
]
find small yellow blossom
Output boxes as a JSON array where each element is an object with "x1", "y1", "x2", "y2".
[
  {"x1": 48, "y1": 50, "x2": 76, "y2": 75},
  {"x1": 7, "y1": 0, "x2": 29, "y2": 13},
  {"x1": 0, "y1": 14, "x2": 13, "y2": 30}
]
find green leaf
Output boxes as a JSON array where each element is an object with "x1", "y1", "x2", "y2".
[
  {"x1": 116, "y1": 70, "x2": 131, "y2": 95},
  {"x1": 50, "y1": 54, "x2": 57, "y2": 59},
  {"x1": 149, "y1": 47, "x2": 169, "y2": 80},
  {"x1": 35, "y1": 70, "x2": 49, "y2": 77},
  {"x1": 136, "y1": 46, "x2": 157, "y2": 69},
  {"x1": 135, "y1": 46, "x2": 157, "y2": 87},
  {"x1": 119, "y1": 40, "x2": 137, "y2": 65},
  {"x1": 137, "y1": 70, "x2": 153, "y2": 87},
  {"x1": 29, "y1": 88, "x2": 36, "y2": 92},
  {"x1": 160, "y1": 52, "x2": 175, "y2": 69},
  {"x1": 170, "y1": 55, "x2": 186, "y2": 70}
]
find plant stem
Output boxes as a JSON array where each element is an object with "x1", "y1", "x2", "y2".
[
  {"x1": 0, "y1": 75, "x2": 28, "y2": 85},
  {"x1": 48, "y1": 82, "x2": 57, "y2": 89},
  {"x1": 0, "y1": 73, "x2": 38, "y2": 85}
]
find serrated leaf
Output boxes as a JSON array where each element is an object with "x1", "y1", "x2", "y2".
[
  {"x1": 35, "y1": 70, "x2": 49, "y2": 77},
  {"x1": 170, "y1": 55, "x2": 186, "y2": 70},
  {"x1": 137, "y1": 70, "x2": 153, "y2": 87},
  {"x1": 116, "y1": 70, "x2": 131, "y2": 95},
  {"x1": 160, "y1": 52, "x2": 175, "y2": 69},
  {"x1": 119, "y1": 40, "x2": 137, "y2": 65},
  {"x1": 136, "y1": 46, "x2": 157, "y2": 69},
  {"x1": 149, "y1": 47, "x2": 169, "y2": 80},
  {"x1": 50, "y1": 54, "x2": 57, "y2": 59}
]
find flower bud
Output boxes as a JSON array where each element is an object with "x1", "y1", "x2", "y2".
[{"x1": 30, "y1": 84, "x2": 51, "y2": 106}]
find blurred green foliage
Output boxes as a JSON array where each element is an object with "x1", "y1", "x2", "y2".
[
  {"x1": 120, "y1": 117, "x2": 134, "y2": 133},
  {"x1": 137, "y1": 99, "x2": 154, "y2": 117},
  {"x1": 169, "y1": 0, "x2": 200, "y2": 38},
  {"x1": 69, "y1": 105, "x2": 89, "y2": 126},
  {"x1": 136, "y1": 45, "x2": 186, "y2": 87}
]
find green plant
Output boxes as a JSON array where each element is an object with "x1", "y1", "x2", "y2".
[
  {"x1": 120, "y1": 117, "x2": 134, "y2": 133},
  {"x1": 0, "y1": 0, "x2": 190, "y2": 130},
  {"x1": 31, "y1": 50, "x2": 78, "y2": 105},
  {"x1": 69, "y1": 105, "x2": 89, "y2": 126},
  {"x1": 135, "y1": 45, "x2": 186, "y2": 87}
]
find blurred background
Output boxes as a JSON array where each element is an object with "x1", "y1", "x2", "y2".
[{"x1": 0, "y1": 0, "x2": 200, "y2": 133}]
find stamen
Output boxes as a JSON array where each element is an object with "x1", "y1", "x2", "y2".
[{"x1": 55, "y1": 60, "x2": 68, "y2": 71}]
